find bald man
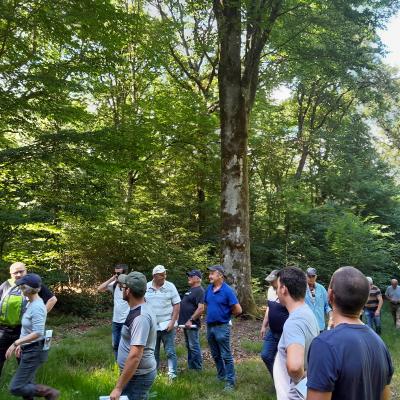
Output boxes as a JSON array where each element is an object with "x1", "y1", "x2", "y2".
[
  {"x1": 0, "y1": 262, "x2": 57, "y2": 376},
  {"x1": 385, "y1": 279, "x2": 400, "y2": 329}
]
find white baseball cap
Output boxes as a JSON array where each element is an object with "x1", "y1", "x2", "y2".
[{"x1": 152, "y1": 265, "x2": 167, "y2": 275}]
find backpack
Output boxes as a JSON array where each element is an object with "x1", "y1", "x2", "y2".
[{"x1": 0, "y1": 280, "x2": 26, "y2": 327}]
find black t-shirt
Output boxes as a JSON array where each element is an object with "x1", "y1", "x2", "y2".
[
  {"x1": 267, "y1": 300, "x2": 289, "y2": 334},
  {"x1": 307, "y1": 324, "x2": 394, "y2": 400},
  {"x1": 0, "y1": 280, "x2": 54, "y2": 304},
  {"x1": 178, "y1": 286, "x2": 205, "y2": 327}
]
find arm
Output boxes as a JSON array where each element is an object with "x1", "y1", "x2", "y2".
[
  {"x1": 307, "y1": 389, "x2": 332, "y2": 400},
  {"x1": 45, "y1": 295, "x2": 57, "y2": 313},
  {"x1": 109, "y1": 345, "x2": 144, "y2": 400},
  {"x1": 185, "y1": 303, "x2": 204, "y2": 328},
  {"x1": 5, "y1": 331, "x2": 41, "y2": 359},
  {"x1": 376, "y1": 294, "x2": 384, "y2": 315},
  {"x1": 167, "y1": 303, "x2": 180, "y2": 332},
  {"x1": 97, "y1": 276, "x2": 116, "y2": 292},
  {"x1": 260, "y1": 307, "x2": 269, "y2": 338},
  {"x1": 381, "y1": 385, "x2": 391, "y2": 400},
  {"x1": 231, "y1": 303, "x2": 242, "y2": 317},
  {"x1": 286, "y1": 343, "x2": 305, "y2": 383}
]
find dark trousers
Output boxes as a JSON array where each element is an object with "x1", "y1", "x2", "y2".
[
  {"x1": 9, "y1": 344, "x2": 48, "y2": 398},
  {"x1": 260, "y1": 329, "x2": 281, "y2": 378},
  {"x1": 0, "y1": 325, "x2": 21, "y2": 377}
]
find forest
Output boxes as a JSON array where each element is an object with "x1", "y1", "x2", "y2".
[{"x1": 1, "y1": 0, "x2": 400, "y2": 314}]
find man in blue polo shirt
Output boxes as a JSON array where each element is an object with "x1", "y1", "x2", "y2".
[{"x1": 204, "y1": 265, "x2": 242, "y2": 392}]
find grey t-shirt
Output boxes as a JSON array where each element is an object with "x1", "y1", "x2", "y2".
[
  {"x1": 107, "y1": 281, "x2": 130, "y2": 323},
  {"x1": 273, "y1": 304, "x2": 319, "y2": 400},
  {"x1": 117, "y1": 302, "x2": 157, "y2": 375},
  {"x1": 20, "y1": 297, "x2": 47, "y2": 343},
  {"x1": 385, "y1": 285, "x2": 400, "y2": 302}
]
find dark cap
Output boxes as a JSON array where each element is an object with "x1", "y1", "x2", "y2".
[
  {"x1": 265, "y1": 269, "x2": 280, "y2": 282},
  {"x1": 306, "y1": 267, "x2": 317, "y2": 276},
  {"x1": 15, "y1": 273, "x2": 42, "y2": 289},
  {"x1": 118, "y1": 272, "x2": 147, "y2": 296},
  {"x1": 208, "y1": 265, "x2": 225, "y2": 274},
  {"x1": 186, "y1": 270, "x2": 202, "y2": 278}
]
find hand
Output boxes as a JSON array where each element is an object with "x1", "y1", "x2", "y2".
[
  {"x1": 185, "y1": 320, "x2": 192, "y2": 329},
  {"x1": 260, "y1": 326, "x2": 266, "y2": 339},
  {"x1": 5, "y1": 344, "x2": 16, "y2": 360},
  {"x1": 110, "y1": 388, "x2": 122, "y2": 400},
  {"x1": 166, "y1": 321, "x2": 175, "y2": 332},
  {"x1": 375, "y1": 310, "x2": 380, "y2": 317},
  {"x1": 15, "y1": 345, "x2": 21, "y2": 358}
]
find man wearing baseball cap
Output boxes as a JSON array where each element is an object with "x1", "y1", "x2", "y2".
[
  {"x1": 109, "y1": 272, "x2": 157, "y2": 400},
  {"x1": 145, "y1": 265, "x2": 181, "y2": 380},
  {"x1": 178, "y1": 270, "x2": 205, "y2": 370},
  {"x1": 305, "y1": 267, "x2": 333, "y2": 332}
]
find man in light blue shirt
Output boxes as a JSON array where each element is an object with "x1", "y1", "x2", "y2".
[
  {"x1": 385, "y1": 279, "x2": 400, "y2": 329},
  {"x1": 304, "y1": 268, "x2": 332, "y2": 332}
]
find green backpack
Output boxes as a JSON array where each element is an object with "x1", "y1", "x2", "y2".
[{"x1": 0, "y1": 280, "x2": 25, "y2": 327}]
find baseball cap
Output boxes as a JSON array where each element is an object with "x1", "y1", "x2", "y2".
[
  {"x1": 208, "y1": 265, "x2": 225, "y2": 274},
  {"x1": 118, "y1": 272, "x2": 147, "y2": 296},
  {"x1": 15, "y1": 273, "x2": 42, "y2": 289},
  {"x1": 265, "y1": 269, "x2": 279, "y2": 282},
  {"x1": 152, "y1": 265, "x2": 167, "y2": 275},
  {"x1": 187, "y1": 270, "x2": 203, "y2": 278},
  {"x1": 306, "y1": 267, "x2": 317, "y2": 276}
]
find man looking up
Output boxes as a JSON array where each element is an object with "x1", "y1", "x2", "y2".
[
  {"x1": 364, "y1": 276, "x2": 383, "y2": 334},
  {"x1": 307, "y1": 267, "x2": 393, "y2": 400},
  {"x1": 304, "y1": 267, "x2": 332, "y2": 332},
  {"x1": 385, "y1": 278, "x2": 400, "y2": 329},
  {"x1": 205, "y1": 265, "x2": 242, "y2": 392},
  {"x1": 0, "y1": 262, "x2": 57, "y2": 377},
  {"x1": 145, "y1": 265, "x2": 180, "y2": 380},
  {"x1": 178, "y1": 270, "x2": 204, "y2": 370},
  {"x1": 97, "y1": 263, "x2": 130, "y2": 359},
  {"x1": 273, "y1": 266, "x2": 319, "y2": 400}
]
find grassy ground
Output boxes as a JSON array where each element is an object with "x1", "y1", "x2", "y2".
[{"x1": 0, "y1": 305, "x2": 398, "y2": 400}]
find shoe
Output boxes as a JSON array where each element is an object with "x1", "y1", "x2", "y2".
[
  {"x1": 34, "y1": 384, "x2": 60, "y2": 400},
  {"x1": 167, "y1": 373, "x2": 177, "y2": 383},
  {"x1": 223, "y1": 384, "x2": 235, "y2": 392}
]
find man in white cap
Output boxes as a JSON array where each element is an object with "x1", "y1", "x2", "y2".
[
  {"x1": 145, "y1": 265, "x2": 181, "y2": 379},
  {"x1": 364, "y1": 277, "x2": 383, "y2": 334}
]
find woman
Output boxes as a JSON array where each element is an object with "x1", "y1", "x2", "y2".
[{"x1": 5, "y1": 273, "x2": 59, "y2": 400}]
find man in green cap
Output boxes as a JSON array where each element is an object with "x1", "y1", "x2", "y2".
[{"x1": 109, "y1": 272, "x2": 157, "y2": 400}]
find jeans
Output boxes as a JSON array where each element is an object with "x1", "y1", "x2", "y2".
[
  {"x1": 207, "y1": 323, "x2": 235, "y2": 386},
  {"x1": 0, "y1": 325, "x2": 20, "y2": 377},
  {"x1": 112, "y1": 322, "x2": 124, "y2": 359},
  {"x1": 184, "y1": 328, "x2": 202, "y2": 370},
  {"x1": 122, "y1": 368, "x2": 157, "y2": 400},
  {"x1": 260, "y1": 329, "x2": 281, "y2": 377},
  {"x1": 364, "y1": 308, "x2": 381, "y2": 334},
  {"x1": 154, "y1": 329, "x2": 177, "y2": 377},
  {"x1": 9, "y1": 345, "x2": 48, "y2": 398}
]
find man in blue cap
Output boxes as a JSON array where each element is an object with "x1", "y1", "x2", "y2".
[
  {"x1": 205, "y1": 265, "x2": 242, "y2": 391},
  {"x1": 178, "y1": 270, "x2": 205, "y2": 370}
]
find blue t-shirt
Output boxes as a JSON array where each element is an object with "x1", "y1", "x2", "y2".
[
  {"x1": 307, "y1": 324, "x2": 393, "y2": 400},
  {"x1": 204, "y1": 282, "x2": 238, "y2": 324}
]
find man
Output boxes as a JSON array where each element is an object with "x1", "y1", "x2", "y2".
[
  {"x1": 178, "y1": 269, "x2": 204, "y2": 370},
  {"x1": 307, "y1": 267, "x2": 393, "y2": 400},
  {"x1": 304, "y1": 267, "x2": 332, "y2": 332},
  {"x1": 204, "y1": 265, "x2": 242, "y2": 391},
  {"x1": 97, "y1": 263, "x2": 130, "y2": 358},
  {"x1": 0, "y1": 262, "x2": 57, "y2": 377},
  {"x1": 385, "y1": 278, "x2": 400, "y2": 329},
  {"x1": 273, "y1": 266, "x2": 319, "y2": 400},
  {"x1": 145, "y1": 265, "x2": 180, "y2": 380},
  {"x1": 109, "y1": 271, "x2": 157, "y2": 400},
  {"x1": 260, "y1": 269, "x2": 289, "y2": 378},
  {"x1": 364, "y1": 276, "x2": 383, "y2": 334}
]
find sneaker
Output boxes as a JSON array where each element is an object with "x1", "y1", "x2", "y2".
[{"x1": 223, "y1": 384, "x2": 235, "y2": 392}]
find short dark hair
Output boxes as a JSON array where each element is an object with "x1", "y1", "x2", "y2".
[
  {"x1": 330, "y1": 266, "x2": 369, "y2": 315},
  {"x1": 277, "y1": 266, "x2": 307, "y2": 300},
  {"x1": 115, "y1": 263, "x2": 128, "y2": 272}
]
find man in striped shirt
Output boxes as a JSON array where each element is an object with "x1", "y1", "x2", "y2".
[{"x1": 364, "y1": 277, "x2": 383, "y2": 334}]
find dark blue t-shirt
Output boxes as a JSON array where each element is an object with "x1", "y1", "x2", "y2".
[
  {"x1": 178, "y1": 285, "x2": 205, "y2": 327},
  {"x1": 204, "y1": 282, "x2": 238, "y2": 324},
  {"x1": 307, "y1": 324, "x2": 394, "y2": 400},
  {"x1": 267, "y1": 300, "x2": 289, "y2": 334}
]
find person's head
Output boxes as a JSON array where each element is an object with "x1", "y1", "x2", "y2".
[
  {"x1": 208, "y1": 265, "x2": 225, "y2": 286},
  {"x1": 15, "y1": 273, "x2": 42, "y2": 296},
  {"x1": 277, "y1": 266, "x2": 307, "y2": 306},
  {"x1": 306, "y1": 267, "x2": 317, "y2": 285},
  {"x1": 187, "y1": 270, "x2": 202, "y2": 287},
  {"x1": 118, "y1": 271, "x2": 147, "y2": 302},
  {"x1": 9, "y1": 262, "x2": 27, "y2": 282},
  {"x1": 265, "y1": 270, "x2": 280, "y2": 289},
  {"x1": 391, "y1": 279, "x2": 398, "y2": 288},
  {"x1": 152, "y1": 265, "x2": 167, "y2": 286},
  {"x1": 366, "y1": 276, "x2": 373, "y2": 287},
  {"x1": 329, "y1": 266, "x2": 369, "y2": 317},
  {"x1": 114, "y1": 263, "x2": 128, "y2": 276}
]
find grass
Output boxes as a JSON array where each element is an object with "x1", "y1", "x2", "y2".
[{"x1": 0, "y1": 305, "x2": 398, "y2": 399}]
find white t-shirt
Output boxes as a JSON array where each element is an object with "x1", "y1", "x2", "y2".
[
  {"x1": 267, "y1": 286, "x2": 278, "y2": 301},
  {"x1": 107, "y1": 281, "x2": 130, "y2": 323}
]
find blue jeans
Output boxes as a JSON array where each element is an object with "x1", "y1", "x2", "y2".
[
  {"x1": 184, "y1": 328, "x2": 202, "y2": 370},
  {"x1": 10, "y1": 345, "x2": 48, "y2": 398},
  {"x1": 112, "y1": 322, "x2": 124, "y2": 359},
  {"x1": 260, "y1": 330, "x2": 281, "y2": 377},
  {"x1": 364, "y1": 308, "x2": 381, "y2": 334},
  {"x1": 207, "y1": 324, "x2": 235, "y2": 386},
  {"x1": 122, "y1": 368, "x2": 157, "y2": 400},
  {"x1": 155, "y1": 329, "x2": 177, "y2": 377}
]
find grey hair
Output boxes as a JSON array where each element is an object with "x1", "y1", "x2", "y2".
[{"x1": 21, "y1": 285, "x2": 41, "y2": 295}]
